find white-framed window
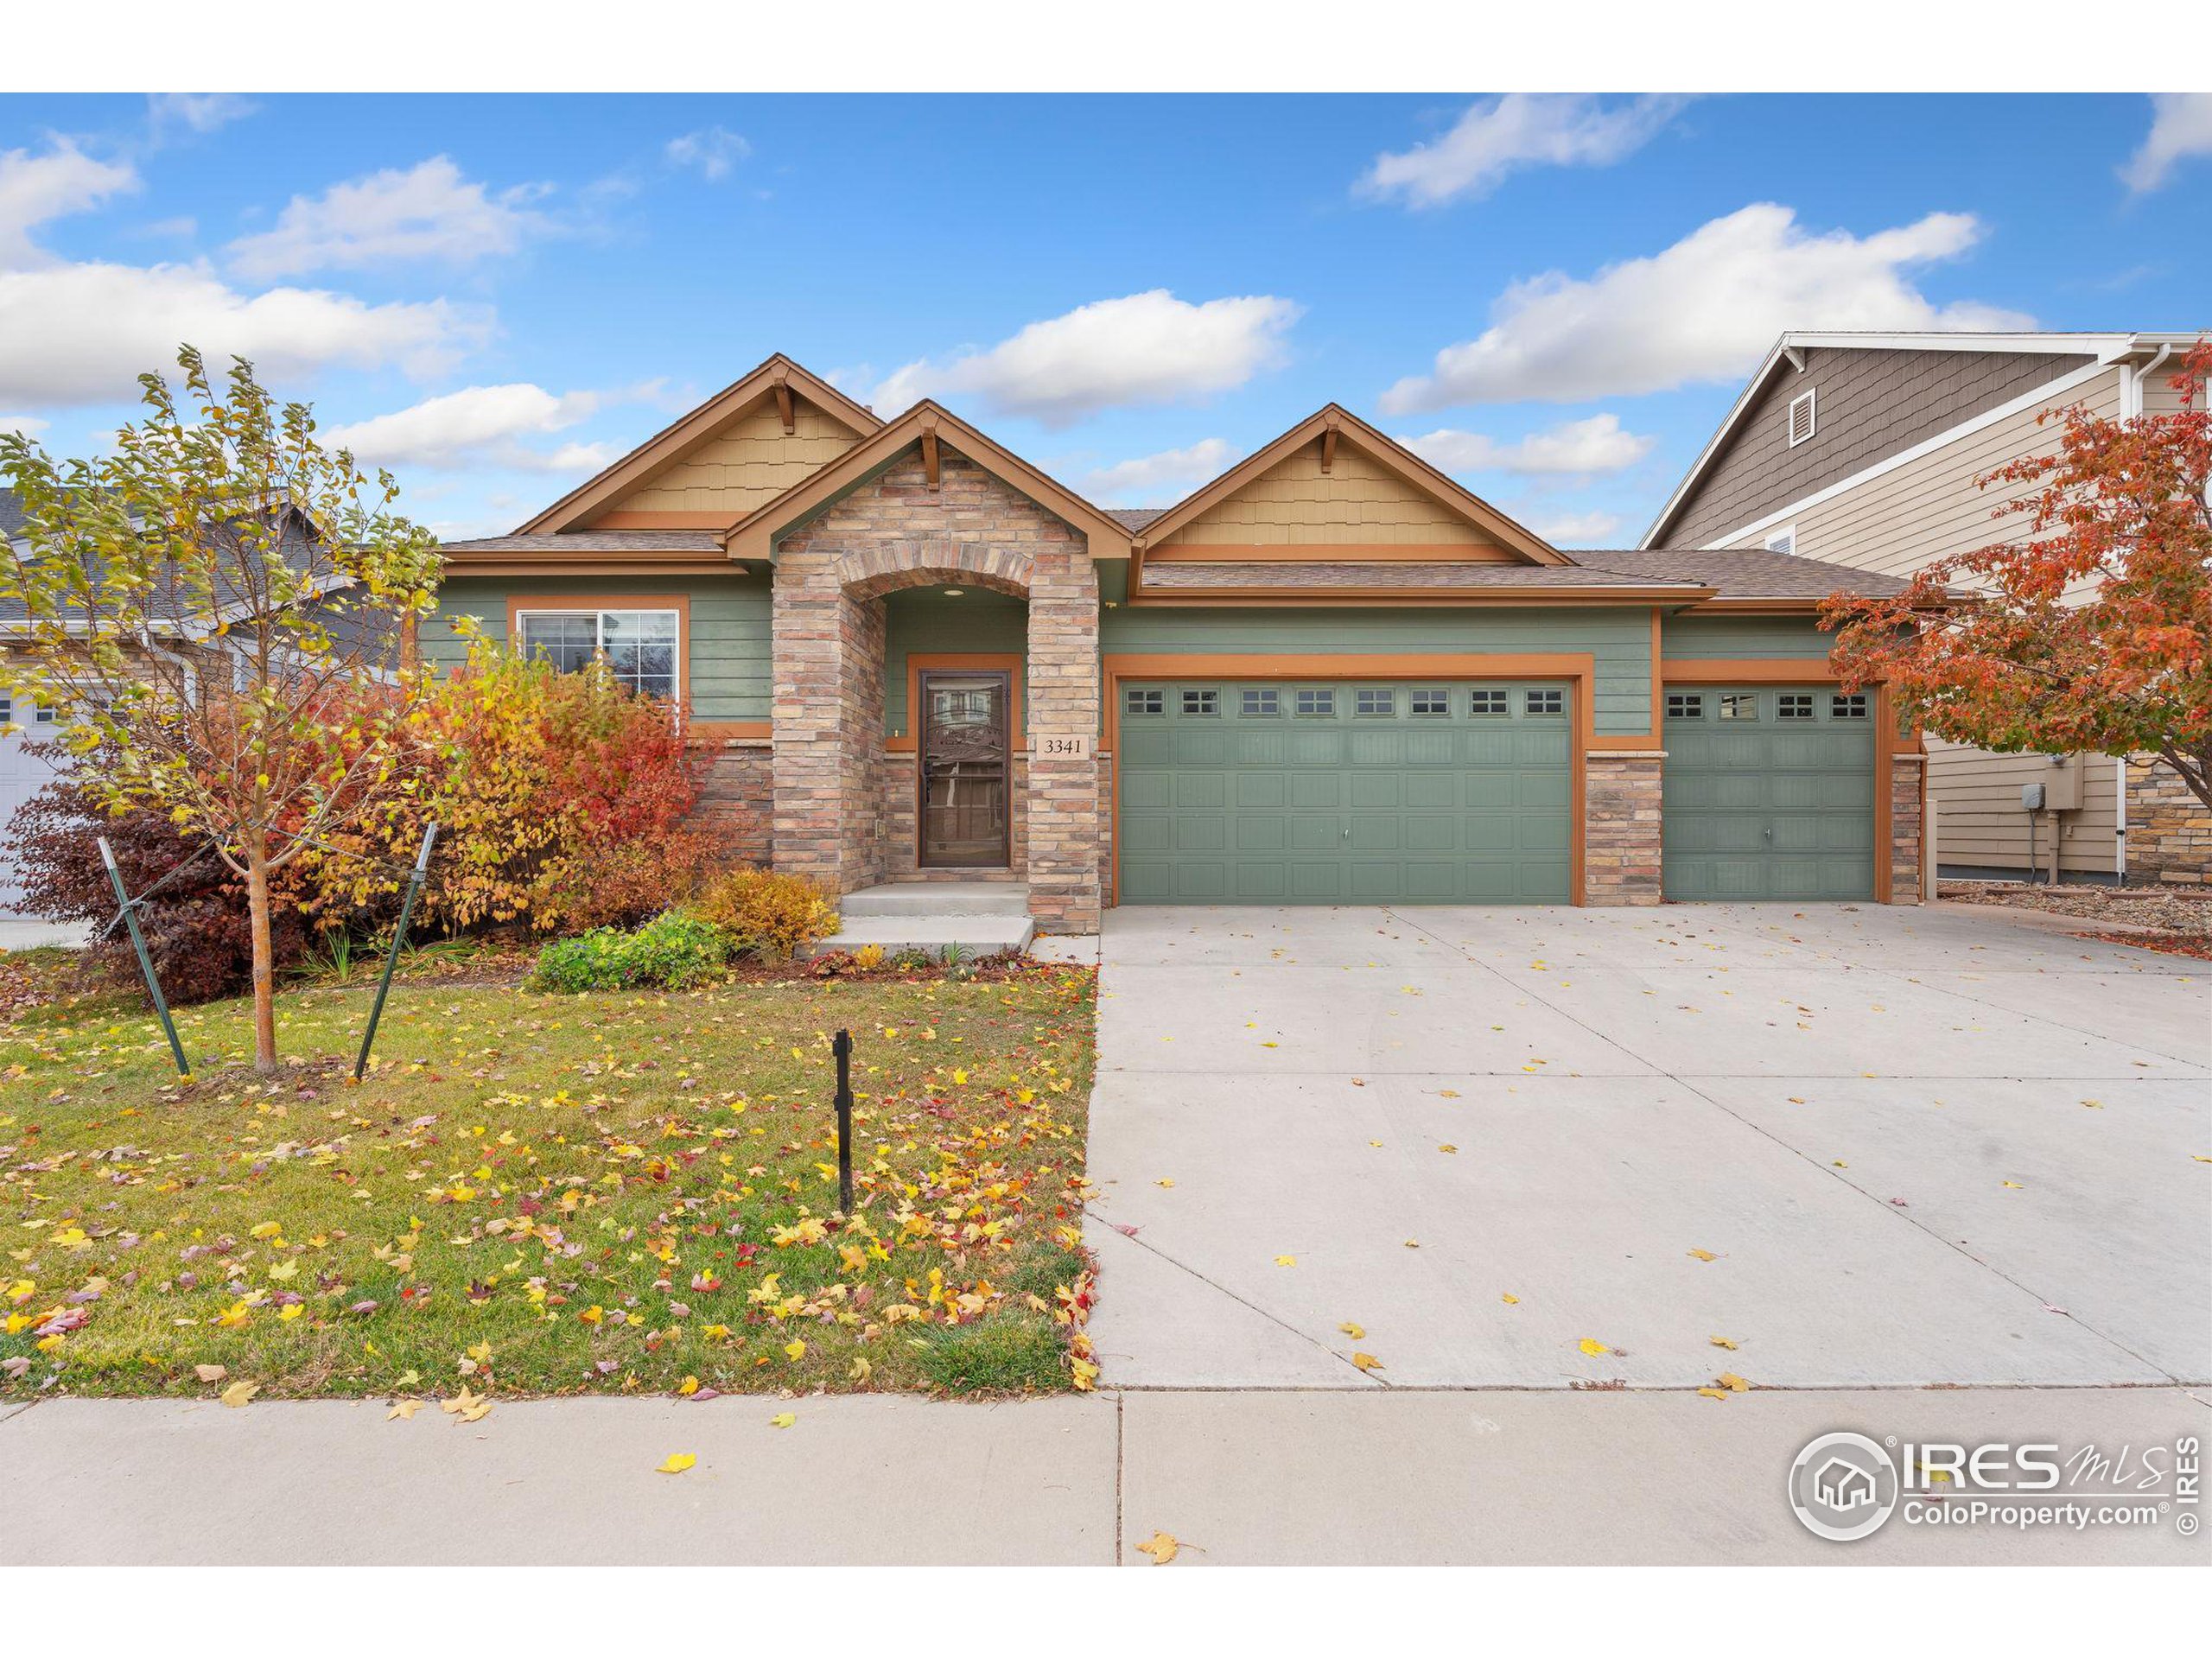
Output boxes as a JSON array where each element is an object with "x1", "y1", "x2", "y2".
[
  {"x1": 1240, "y1": 688, "x2": 1281, "y2": 716},
  {"x1": 1777, "y1": 693, "x2": 1815, "y2": 720},
  {"x1": 1665, "y1": 692, "x2": 1705, "y2": 720},
  {"x1": 1524, "y1": 689, "x2": 1563, "y2": 716},
  {"x1": 1718, "y1": 693, "x2": 1759, "y2": 721},
  {"x1": 1180, "y1": 689, "x2": 1218, "y2": 716},
  {"x1": 1469, "y1": 690, "x2": 1509, "y2": 716},
  {"x1": 516, "y1": 608, "x2": 680, "y2": 701},
  {"x1": 1294, "y1": 689, "x2": 1335, "y2": 717},
  {"x1": 1831, "y1": 693, "x2": 1870, "y2": 720},
  {"x1": 1409, "y1": 689, "x2": 1450, "y2": 717},
  {"x1": 0, "y1": 695, "x2": 59, "y2": 727},
  {"x1": 1788, "y1": 388, "x2": 1816, "y2": 447},
  {"x1": 1124, "y1": 688, "x2": 1164, "y2": 715},
  {"x1": 1354, "y1": 688, "x2": 1395, "y2": 717}
]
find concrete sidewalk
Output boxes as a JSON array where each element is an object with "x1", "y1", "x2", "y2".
[{"x1": 2, "y1": 1386, "x2": 2205, "y2": 1566}]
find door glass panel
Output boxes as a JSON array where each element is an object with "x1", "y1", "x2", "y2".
[{"x1": 920, "y1": 672, "x2": 1010, "y2": 868}]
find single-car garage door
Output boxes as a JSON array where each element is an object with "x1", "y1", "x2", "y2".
[
  {"x1": 1662, "y1": 684, "x2": 1876, "y2": 900},
  {"x1": 1116, "y1": 679, "x2": 1571, "y2": 905}
]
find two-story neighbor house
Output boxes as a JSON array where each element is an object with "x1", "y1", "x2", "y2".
[
  {"x1": 427, "y1": 355, "x2": 1922, "y2": 933},
  {"x1": 1642, "y1": 330, "x2": 2210, "y2": 887}
]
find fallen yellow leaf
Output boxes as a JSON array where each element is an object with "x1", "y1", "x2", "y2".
[
  {"x1": 771, "y1": 1412, "x2": 796, "y2": 1428},
  {"x1": 1717, "y1": 1371, "x2": 1751, "y2": 1393},
  {"x1": 849, "y1": 1357, "x2": 872, "y2": 1383},
  {"x1": 1709, "y1": 1336, "x2": 1738, "y2": 1351},
  {"x1": 1578, "y1": 1338, "x2": 1611, "y2": 1357},
  {"x1": 219, "y1": 1380, "x2": 258, "y2": 1409},
  {"x1": 1696, "y1": 1386, "x2": 1729, "y2": 1402},
  {"x1": 1338, "y1": 1321, "x2": 1365, "y2": 1339},
  {"x1": 1501, "y1": 1292, "x2": 1520, "y2": 1305},
  {"x1": 388, "y1": 1399, "x2": 423, "y2": 1421},
  {"x1": 1274, "y1": 1254, "x2": 1296, "y2": 1267},
  {"x1": 1687, "y1": 1248, "x2": 1717, "y2": 1262},
  {"x1": 658, "y1": 1452, "x2": 696, "y2": 1475},
  {"x1": 1351, "y1": 1352, "x2": 1385, "y2": 1372},
  {"x1": 193, "y1": 1363, "x2": 226, "y2": 1383},
  {"x1": 1134, "y1": 1530, "x2": 1182, "y2": 1565}
]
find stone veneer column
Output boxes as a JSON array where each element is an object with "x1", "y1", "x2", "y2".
[
  {"x1": 768, "y1": 548, "x2": 850, "y2": 893},
  {"x1": 1023, "y1": 548, "x2": 1102, "y2": 932},
  {"x1": 2126, "y1": 755, "x2": 2212, "y2": 884},
  {"x1": 1889, "y1": 753, "x2": 1926, "y2": 903},
  {"x1": 1583, "y1": 751, "x2": 1664, "y2": 905}
]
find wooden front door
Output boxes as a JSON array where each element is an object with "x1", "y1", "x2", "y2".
[{"x1": 918, "y1": 670, "x2": 1012, "y2": 868}]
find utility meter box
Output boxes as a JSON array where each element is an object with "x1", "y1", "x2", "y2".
[
  {"x1": 2021, "y1": 782, "x2": 2046, "y2": 811},
  {"x1": 2039, "y1": 754, "x2": 2083, "y2": 812}
]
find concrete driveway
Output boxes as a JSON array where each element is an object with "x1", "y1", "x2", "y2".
[{"x1": 1082, "y1": 902, "x2": 2212, "y2": 1392}]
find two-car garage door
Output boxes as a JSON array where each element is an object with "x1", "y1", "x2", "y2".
[{"x1": 1116, "y1": 679, "x2": 1571, "y2": 905}]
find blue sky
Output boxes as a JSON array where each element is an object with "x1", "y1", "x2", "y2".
[{"x1": 2, "y1": 92, "x2": 2208, "y2": 546}]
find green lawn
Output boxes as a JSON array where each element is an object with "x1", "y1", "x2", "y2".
[{"x1": 1, "y1": 957, "x2": 1099, "y2": 1402}]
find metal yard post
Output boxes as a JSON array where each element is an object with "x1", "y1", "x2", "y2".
[
  {"x1": 353, "y1": 822, "x2": 437, "y2": 1082},
  {"x1": 833, "y1": 1028, "x2": 855, "y2": 1215},
  {"x1": 98, "y1": 836, "x2": 191, "y2": 1077}
]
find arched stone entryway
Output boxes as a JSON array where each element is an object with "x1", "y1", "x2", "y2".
[{"x1": 769, "y1": 450, "x2": 1103, "y2": 931}]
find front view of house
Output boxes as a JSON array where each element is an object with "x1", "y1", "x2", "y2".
[{"x1": 428, "y1": 355, "x2": 1923, "y2": 934}]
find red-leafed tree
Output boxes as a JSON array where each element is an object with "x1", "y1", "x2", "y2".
[{"x1": 1823, "y1": 342, "x2": 2212, "y2": 811}]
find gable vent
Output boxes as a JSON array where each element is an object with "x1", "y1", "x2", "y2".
[
  {"x1": 1788, "y1": 388, "x2": 1817, "y2": 447},
  {"x1": 1764, "y1": 526, "x2": 1796, "y2": 556}
]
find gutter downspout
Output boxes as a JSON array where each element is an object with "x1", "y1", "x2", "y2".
[{"x1": 2113, "y1": 342, "x2": 2175, "y2": 885}]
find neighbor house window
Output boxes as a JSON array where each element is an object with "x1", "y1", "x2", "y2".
[
  {"x1": 517, "y1": 608, "x2": 679, "y2": 700},
  {"x1": 1409, "y1": 689, "x2": 1449, "y2": 716},
  {"x1": 1718, "y1": 694, "x2": 1759, "y2": 721},
  {"x1": 1777, "y1": 693, "x2": 1815, "y2": 720},
  {"x1": 1666, "y1": 693, "x2": 1705, "y2": 719},
  {"x1": 1240, "y1": 689, "x2": 1281, "y2": 716},
  {"x1": 0, "y1": 696, "x2": 57, "y2": 726},
  {"x1": 1355, "y1": 689, "x2": 1395, "y2": 717},
  {"x1": 1180, "y1": 689, "x2": 1218, "y2": 716},
  {"x1": 1831, "y1": 693, "x2": 1870, "y2": 720},
  {"x1": 1524, "y1": 690, "x2": 1563, "y2": 715},
  {"x1": 1125, "y1": 688, "x2": 1164, "y2": 715},
  {"x1": 1294, "y1": 689, "x2": 1334, "y2": 716},
  {"x1": 1469, "y1": 690, "x2": 1509, "y2": 716}
]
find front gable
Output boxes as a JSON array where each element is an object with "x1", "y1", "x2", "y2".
[
  {"x1": 518, "y1": 356, "x2": 880, "y2": 534},
  {"x1": 1133, "y1": 406, "x2": 1566, "y2": 566}
]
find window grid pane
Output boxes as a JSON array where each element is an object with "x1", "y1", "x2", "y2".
[
  {"x1": 1410, "y1": 689, "x2": 1449, "y2": 716},
  {"x1": 1831, "y1": 693, "x2": 1870, "y2": 719},
  {"x1": 1469, "y1": 690, "x2": 1508, "y2": 716},
  {"x1": 1666, "y1": 692, "x2": 1705, "y2": 719},
  {"x1": 1525, "y1": 690, "x2": 1563, "y2": 715},
  {"x1": 1240, "y1": 688, "x2": 1280, "y2": 716},
  {"x1": 1354, "y1": 689, "x2": 1395, "y2": 717},
  {"x1": 1180, "y1": 689, "x2": 1218, "y2": 716},
  {"x1": 1294, "y1": 689, "x2": 1334, "y2": 717},
  {"x1": 1718, "y1": 694, "x2": 1759, "y2": 721},
  {"x1": 1777, "y1": 693, "x2": 1815, "y2": 720},
  {"x1": 1125, "y1": 688, "x2": 1163, "y2": 715}
]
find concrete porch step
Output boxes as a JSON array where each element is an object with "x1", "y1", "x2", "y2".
[
  {"x1": 838, "y1": 881, "x2": 1032, "y2": 918},
  {"x1": 809, "y1": 915, "x2": 1036, "y2": 963}
]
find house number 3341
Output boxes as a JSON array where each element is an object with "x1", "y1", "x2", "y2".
[{"x1": 1037, "y1": 734, "x2": 1090, "y2": 759}]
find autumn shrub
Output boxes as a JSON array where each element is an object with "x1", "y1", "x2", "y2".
[
  {"x1": 320, "y1": 626, "x2": 716, "y2": 936},
  {"x1": 527, "y1": 912, "x2": 734, "y2": 993},
  {"x1": 691, "y1": 866, "x2": 840, "y2": 960},
  {"x1": 5, "y1": 760, "x2": 314, "y2": 1004}
]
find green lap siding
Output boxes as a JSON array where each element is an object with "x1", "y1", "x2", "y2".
[
  {"x1": 882, "y1": 588, "x2": 1028, "y2": 739},
  {"x1": 1662, "y1": 685, "x2": 1876, "y2": 900},
  {"x1": 1117, "y1": 678, "x2": 1572, "y2": 905},
  {"x1": 421, "y1": 575, "x2": 773, "y2": 721},
  {"x1": 1661, "y1": 613, "x2": 1836, "y2": 661}
]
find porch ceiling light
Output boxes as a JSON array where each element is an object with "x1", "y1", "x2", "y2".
[{"x1": 943, "y1": 587, "x2": 964, "y2": 595}]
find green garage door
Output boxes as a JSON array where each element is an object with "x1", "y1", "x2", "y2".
[
  {"x1": 1116, "y1": 680, "x2": 1571, "y2": 905},
  {"x1": 1662, "y1": 685, "x2": 1876, "y2": 900}
]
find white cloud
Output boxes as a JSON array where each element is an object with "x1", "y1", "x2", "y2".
[
  {"x1": 1359, "y1": 94, "x2": 1686, "y2": 208},
  {"x1": 149, "y1": 94, "x2": 257, "y2": 136},
  {"x1": 1398, "y1": 413, "x2": 1654, "y2": 477},
  {"x1": 0, "y1": 259, "x2": 487, "y2": 406},
  {"x1": 2120, "y1": 93, "x2": 2212, "y2": 193},
  {"x1": 0, "y1": 140, "x2": 138, "y2": 268},
  {"x1": 0, "y1": 412, "x2": 49, "y2": 440},
  {"x1": 873, "y1": 290, "x2": 1301, "y2": 427},
  {"x1": 1080, "y1": 438, "x2": 1232, "y2": 505},
  {"x1": 1380, "y1": 203, "x2": 2031, "y2": 410},
  {"x1": 665, "y1": 127, "x2": 753, "y2": 181},
  {"x1": 1529, "y1": 509, "x2": 1624, "y2": 546},
  {"x1": 322, "y1": 383, "x2": 614, "y2": 474},
  {"x1": 226, "y1": 156, "x2": 554, "y2": 280}
]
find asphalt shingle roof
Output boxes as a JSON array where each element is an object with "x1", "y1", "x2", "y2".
[
  {"x1": 440, "y1": 530, "x2": 726, "y2": 554},
  {"x1": 1567, "y1": 547, "x2": 1911, "y2": 600},
  {"x1": 1142, "y1": 560, "x2": 1704, "y2": 592}
]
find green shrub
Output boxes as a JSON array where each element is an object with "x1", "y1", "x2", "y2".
[
  {"x1": 527, "y1": 912, "x2": 734, "y2": 993},
  {"x1": 693, "y1": 866, "x2": 840, "y2": 960}
]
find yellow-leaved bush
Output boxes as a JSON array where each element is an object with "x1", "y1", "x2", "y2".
[{"x1": 691, "y1": 866, "x2": 841, "y2": 961}]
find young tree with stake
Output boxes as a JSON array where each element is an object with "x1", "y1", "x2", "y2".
[{"x1": 0, "y1": 346, "x2": 442, "y2": 1071}]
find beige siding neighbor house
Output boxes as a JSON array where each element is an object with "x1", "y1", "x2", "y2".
[{"x1": 1643, "y1": 331, "x2": 2210, "y2": 885}]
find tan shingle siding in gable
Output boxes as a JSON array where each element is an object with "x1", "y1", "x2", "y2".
[
  {"x1": 588, "y1": 399, "x2": 862, "y2": 523},
  {"x1": 1173, "y1": 443, "x2": 1492, "y2": 547}
]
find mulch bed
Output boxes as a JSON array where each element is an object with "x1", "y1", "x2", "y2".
[{"x1": 1939, "y1": 880, "x2": 2212, "y2": 958}]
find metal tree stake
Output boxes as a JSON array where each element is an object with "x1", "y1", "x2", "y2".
[
  {"x1": 353, "y1": 821, "x2": 438, "y2": 1082},
  {"x1": 97, "y1": 836, "x2": 191, "y2": 1077},
  {"x1": 832, "y1": 1027, "x2": 855, "y2": 1214}
]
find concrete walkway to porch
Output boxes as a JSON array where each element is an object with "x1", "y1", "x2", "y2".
[{"x1": 810, "y1": 881, "x2": 1035, "y2": 961}]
